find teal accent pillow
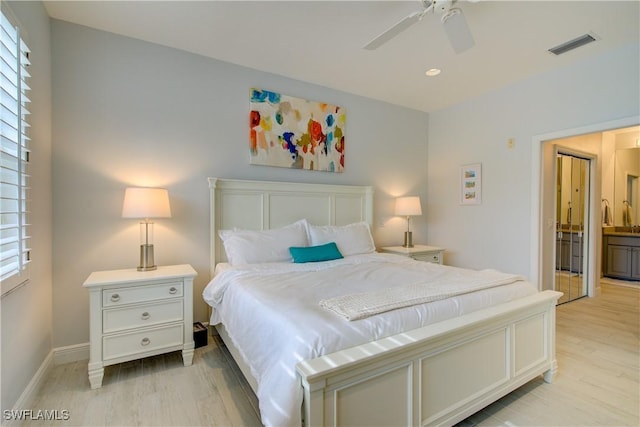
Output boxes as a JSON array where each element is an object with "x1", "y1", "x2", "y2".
[{"x1": 289, "y1": 242, "x2": 344, "y2": 263}]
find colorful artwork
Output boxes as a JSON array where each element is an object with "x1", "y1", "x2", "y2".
[{"x1": 249, "y1": 88, "x2": 345, "y2": 172}]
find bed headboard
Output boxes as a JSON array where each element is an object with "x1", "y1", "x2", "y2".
[{"x1": 208, "y1": 178, "x2": 374, "y2": 273}]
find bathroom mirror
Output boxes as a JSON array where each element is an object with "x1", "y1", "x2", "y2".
[
  {"x1": 613, "y1": 147, "x2": 640, "y2": 226},
  {"x1": 555, "y1": 153, "x2": 590, "y2": 304}
]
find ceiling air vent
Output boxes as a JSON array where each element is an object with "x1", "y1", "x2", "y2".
[{"x1": 548, "y1": 33, "x2": 597, "y2": 55}]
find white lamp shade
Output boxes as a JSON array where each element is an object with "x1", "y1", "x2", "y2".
[
  {"x1": 122, "y1": 187, "x2": 172, "y2": 219},
  {"x1": 395, "y1": 196, "x2": 422, "y2": 216}
]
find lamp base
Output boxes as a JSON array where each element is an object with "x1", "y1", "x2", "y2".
[
  {"x1": 402, "y1": 231, "x2": 414, "y2": 248},
  {"x1": 138, "y1": 244, "x2": 157, "y2": 271}
]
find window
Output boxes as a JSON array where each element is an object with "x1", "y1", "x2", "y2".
[{"x1": 1, "y1": 9, "x2": 30, "y2": 294}]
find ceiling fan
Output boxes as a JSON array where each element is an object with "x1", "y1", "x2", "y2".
[{"x1": 364, "y1": 0, "x2": 476, "y2": 54}]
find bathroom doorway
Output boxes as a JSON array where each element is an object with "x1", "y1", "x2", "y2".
[
  {"x1": 532, "y1": 117, "x2": 640, "y2": 303},
  {"x1": 555, "y1": 153, "x2": 590, "y2": 304}
]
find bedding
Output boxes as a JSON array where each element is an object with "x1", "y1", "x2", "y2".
[
  {"x1": 218, "y1": 219, "x2": 308, "y2": 265},
  {"x1": 306, "y1": 221, "x2": 376, "y2": 256},
  {"x1": 203, "y1": 252, "x2": 537, "y2": 427}
]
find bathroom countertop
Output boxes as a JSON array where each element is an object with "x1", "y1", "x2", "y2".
[
  {"x1": 603, "y1": 231, "x2": 640, "y2": 237},
  {"x1": 602, "y1": 227, "x2": 640, "y2": 237}
]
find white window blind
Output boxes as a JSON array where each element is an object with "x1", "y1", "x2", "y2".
[{"x1": 1, "y1": 10, "x2": 31, "y2": 292}]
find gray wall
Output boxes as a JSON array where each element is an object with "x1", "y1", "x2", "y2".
[
  {"x1": 1, "y1": 1, "x2": 53, "y2": 411},
  {"x1": 427, "y1": 41, "x2": 640, "y2": 282},
  {"x1": 51, "y1": 20, "x2": 429, "y2": 347},
  {"x1": 8, "y1": 4, "x2": 638, "y2": 410}
]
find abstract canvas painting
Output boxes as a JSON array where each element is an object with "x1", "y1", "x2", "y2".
[{"x1": 249, "y1": 88, "x2": 345, "y2": 172}]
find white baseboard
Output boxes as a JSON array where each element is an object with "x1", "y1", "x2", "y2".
[
  {"x1": 53, "y1": 342, "x2": 89, "y2": 365},
  {"x1": 8, "y1": 350, "x2": 54, "y2": 425},
  {"x1": 7, "y1": 343, "x2": 89, "y2": 425}
]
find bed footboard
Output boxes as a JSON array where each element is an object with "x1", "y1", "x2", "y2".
[{"x1": 296, "y1": 290, "x2": 562, "y2": 426}]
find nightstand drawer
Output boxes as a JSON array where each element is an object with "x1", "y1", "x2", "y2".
[
  {"x1": 103, "y1": 299, "x2": 184, "y2": 333},
  {"x1": 103, "y1": 281, "x2": 183, "y2": 307},
  {"x1": 412, "y1": 253, "x2": 441, "y2": 263},
  {"x1": 103, "y1": 324, "x2": 184, "y2": 361}
]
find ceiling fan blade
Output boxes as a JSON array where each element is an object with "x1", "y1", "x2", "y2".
[
  {"x1": 441, "y1": 8, "x2": 475, "y2": 54},
  {"x1": 363, "y1": 11, "x2": 424, "y2": 50}
]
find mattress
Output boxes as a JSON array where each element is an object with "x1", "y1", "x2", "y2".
[{"x1": 202, "y1": 253, "x2": 538, "y2": 427}]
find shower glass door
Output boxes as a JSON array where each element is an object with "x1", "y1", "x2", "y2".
[{"x1": 555, "y1": 153, "x2": 590, "y2": 304}]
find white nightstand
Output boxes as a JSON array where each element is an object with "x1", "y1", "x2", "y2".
[
  {"x1": 380, "y1": 245, "x2": 445, "y2": 264},
  {"x1": 83, "y1": 264, "x2": 197, "y2": 389}
]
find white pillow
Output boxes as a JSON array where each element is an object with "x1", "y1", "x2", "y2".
[
  {"x1": 219, "y1": 219, "x2": 309, "y2": 265},
  {"x1": 307, "y1": 221, "x2": 375, "y2": 256}
]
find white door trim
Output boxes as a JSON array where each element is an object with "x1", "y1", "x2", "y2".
[{"x1": 531, "y1": 116, "x2": 640, "y2": 291}]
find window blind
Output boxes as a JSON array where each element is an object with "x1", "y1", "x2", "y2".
[{"x1": 1, "y1": 10, "x2": 31, "y2": 291}]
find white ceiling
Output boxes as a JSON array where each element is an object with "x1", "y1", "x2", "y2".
[{"x1": 42, "y1": 1, "x2": 640, "y2": 113}]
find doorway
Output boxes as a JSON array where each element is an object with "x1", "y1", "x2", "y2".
[
  {"x1": 531, "y1": 116, "x2": 640, "y2": 301},
  {"x1": 555, "y1": 153, "x2": 590, "y2": 304}
]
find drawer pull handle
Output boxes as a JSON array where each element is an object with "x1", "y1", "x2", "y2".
[
  {"x1": 141, "y1": 337, "x2": 150, "y2": 346},
  {"x1": 169, "y1": 287, "x2": 178, "y2": 294},
  {"x1": 141, "y1": 312, "x2": 150, "y2": 320},
  {"x1": 110, "y1": 294, "x2": 120, "y2": 302}
]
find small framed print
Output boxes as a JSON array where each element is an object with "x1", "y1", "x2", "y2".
[{"x1": 460, "y1": 163, "x2": 482, "y2": 205}]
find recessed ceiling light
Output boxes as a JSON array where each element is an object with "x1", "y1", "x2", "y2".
[{"x1": 425, "y1": 68, "x2": 441, "y2": 77}]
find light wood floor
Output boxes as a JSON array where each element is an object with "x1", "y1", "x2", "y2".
[
  {"x1": 457, "y1": 282, "x2": 639, "y2": 427},
  {"x1": 18, "y1": 283, "x2": 638, "y2": 426}
]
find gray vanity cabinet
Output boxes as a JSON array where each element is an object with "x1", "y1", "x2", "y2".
[{"x1": 604, "y1": 235, "x2": 640, "y2": 280}]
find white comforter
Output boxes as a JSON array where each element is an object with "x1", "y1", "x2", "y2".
[{"x1": 202, "y1": 253, "x2": 537, "y2": 427}]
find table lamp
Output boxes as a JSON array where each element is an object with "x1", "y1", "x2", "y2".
[
  {"x1": 395, "y1": 196, "x2": 422, "y2": 248},
  {"x1": 122, "y1": 187, "x2": 172, "y2": 271}
]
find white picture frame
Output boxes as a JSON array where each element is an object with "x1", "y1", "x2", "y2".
[{"x1": 460, "y1": 163, "x2": 482, "y2": 205}]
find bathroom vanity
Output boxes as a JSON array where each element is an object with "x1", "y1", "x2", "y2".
[{"x1": 602, "y1": 228, "x2": 640, "y2": 280}]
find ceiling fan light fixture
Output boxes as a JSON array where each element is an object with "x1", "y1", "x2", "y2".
[
  {"x1": 425, "y1": 68, "x2": 441, "y2": 77},
  {"x1": 434, "y1": 0, "x2": 454, "y2": 14}
]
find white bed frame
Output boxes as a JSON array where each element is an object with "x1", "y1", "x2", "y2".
[{"x1": 208, "y1": 177, "x2": 562, "y2": 426}]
